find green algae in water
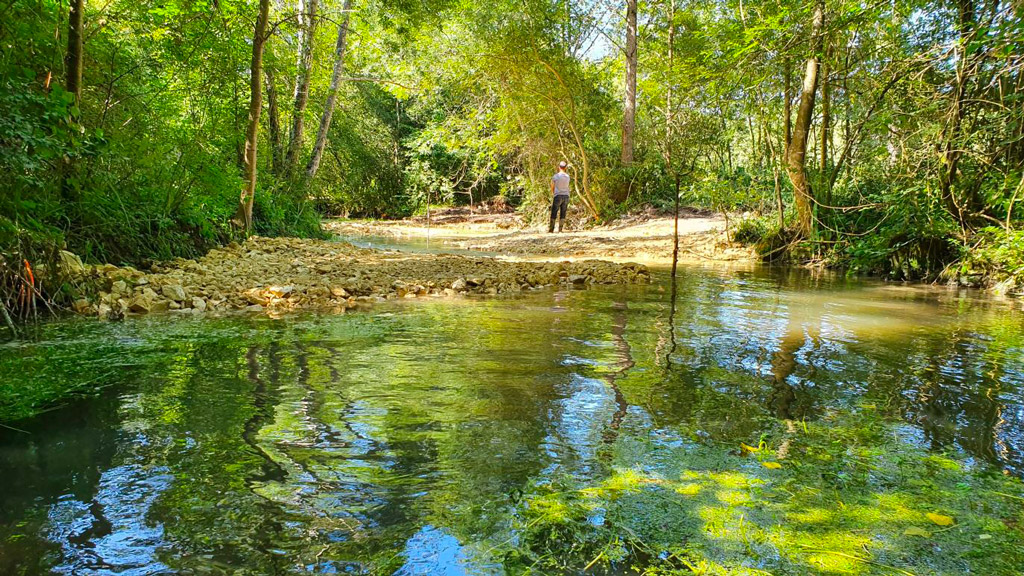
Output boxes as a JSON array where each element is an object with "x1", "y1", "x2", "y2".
[{"x1": 0, "y1": 266, "x2": 1023, "y2": 575}]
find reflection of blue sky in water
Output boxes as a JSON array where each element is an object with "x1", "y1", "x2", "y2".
[
  {"x1": 541, "y1": 373, "x2": 621, "y2": 479},
  {"x1": 46, "y1": 463, "x2": 172, "y2": 575},
  {"x1": 2, "y1": 264, "x2": 1023, "y2": 574},
  {"x1": 394, "y1": 525, "x2": 501, "y2": 576}
]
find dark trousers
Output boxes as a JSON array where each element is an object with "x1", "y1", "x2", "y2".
[{"x1": 550, "y1": 195, "x2": 569, "y2": 220}]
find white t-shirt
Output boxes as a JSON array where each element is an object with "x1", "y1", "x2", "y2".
[{"x1": 552, "y1": 172, "x2": 571, "y2": 196}]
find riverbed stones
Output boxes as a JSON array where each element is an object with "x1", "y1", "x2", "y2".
[
  {"x1": 64, "y1": 236, "x2": 650, "y2": 318},
  {"x1": 162, "y1": 284, "x2": 187, "y2": 302},
  {"x1": 59, "y1": 250, "x2": 85, "y2": 275},
  {"x1": 267, "y1": 285, "x2": 294, "y2": 297}
]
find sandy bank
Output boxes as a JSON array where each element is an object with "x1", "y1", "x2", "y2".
[{"x1": 325, "y1": 209, "x2": 755, "y2": 265}]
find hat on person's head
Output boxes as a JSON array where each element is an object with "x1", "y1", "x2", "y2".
[{"x1": 558, "y1": 161, "x2": 567, "y2": 168}]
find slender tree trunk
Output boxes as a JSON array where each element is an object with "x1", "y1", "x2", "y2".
[
  {"x1": 672, "y1": 174, "x2": 680, "y2": 278},
  {"x1": 286, "y1": 0, "x2": 319, "y2": 174},
  {"x1": 783, "y1": 57, "x2": 792, "y2": 153},
  {"x1": 621, "y1": 0, "x2": 637, "y2": 165},
  {"x1": 65, "y1": 0, "x2": 84, "y2": 106},
  {"x1": 266, "y1": 64, "x2": 284, "y2": 175},
  {"x1": 234, "y1": 0, "x2": 270, "y2": 231},
  {"x1": 664, "y1": 0, "x2": 674, "y2": 168},
  {"x1": 768, "y1": 134, "x2": 786, "y2": 228},
  {"x1": 785, "y1": 0, "x2": 824, "y2": 237},
  {"x1": 820, "y1": 40, "x2": 831, "y2": 204},
  {"x1": 62, "y1": 0, "x2": 85, "y2": 200},
  {"x1": 667, "y1": 0, "x2": 679, "y2": 279},
  {"x1": 306, "y1": 0, "x2": 353, "y2": 181}
]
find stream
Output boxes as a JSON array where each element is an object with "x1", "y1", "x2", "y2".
[{"x1": 1, "y1": 247, "x2": 1023, "y2": 574}]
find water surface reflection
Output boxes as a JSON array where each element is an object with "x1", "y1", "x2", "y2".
[{"x1": 0, "y1": 265, "x2": 1022, "y2": 574}]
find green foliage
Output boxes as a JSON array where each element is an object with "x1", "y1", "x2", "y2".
[
  {"x1": 955, "y1": 228, "x2": 1024, "y2": 286},
  {"x1": 0, "y1": 0, "x2": 320, "y2": 281},
  {"x1": 732, "y1": 215, "x2": 774, "y2": 244},
  {"x1": 2, "y1": 0, "x2": 1023, "y2": 286}
]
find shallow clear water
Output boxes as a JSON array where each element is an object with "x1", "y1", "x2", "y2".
[{"x1": 1, "y1": 265, "x2": 1023, "y2": 574}]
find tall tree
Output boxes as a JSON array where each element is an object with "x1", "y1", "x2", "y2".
[
  {"x1": 621, "y1": 0, "x2": 638, "y2": 165},
  {"x1": 235, "y1": 0, "x2": 271, "y2": 231},
  {"x1": 266, "y1": 65, "x2": 284, "y2": 175},
  {"x1": 820, "y1": 40, "x2": 831, "y2": 202},
  {"x1": 785, "y1": 0, "x2": 824, "y2": 237},
  {"x1": 306, "y1": 0, "x2": 354, "y2": 181},
  {"x1": 783, "y1": 57, "x2": 792, "y2": 154},
  {"x1": 286, "y1": 0, "x2": 319, "y2": 174}
]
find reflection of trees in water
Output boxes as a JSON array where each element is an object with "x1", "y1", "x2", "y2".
[
  {"x1": 767, "y1": 327, "x2": 818, "y2": 423},
  {"x1": 243, "y1": 345, "x2": 287, "y2": 483},
  {"x1": 653, "y1": 265, "x2": 1023, "y2": 472},
  {"x1": 653, "y1": 272, "x2": 819, "y2": 431},
  {"x1": 601, "y1": 302, "x2": 635, "y2": 447},
  {"x1": 911, "y1": 332, "x2": 1019, "y2": 474},
  {"x1": 0, "y1": 392, "x2": 122, "y2": 573},
  {"x1": 242, "y1": 308, "x2": 588, "y2": 571}
]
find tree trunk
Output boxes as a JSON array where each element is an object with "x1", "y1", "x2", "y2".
[
  {"x1": 286, "y1": 0, "x2": 319, "y2": 174},
  {"x1": 785, "y1": 0, "x2": 824, "y2": 238},
  {"x1": 820, "y1": 40, "x2": 830, "y2": 204},
  {"x1": 783, "y1": 57, "x2": 792, "y2": 154},
  {"x1": 667, "y1": 0, "x2": 678, "y2": 279},
  {"x1": 65, "y1": 0, "x2": 84, "y2": 107},
  {"x1": 234, "y1": 0, "x2": 270, "y2": 231},
  {"x1": 62, "y1": 0, "x2": 85, "y2": 200},
  {"x1": 664, "y1": 0, "x2": 674, "y2": 168},
  {"x1": 306, "y1": 0, "x2": 353, "y2": 181},
  {"x1": 620, "y1": 0, "x2": 637, "y2": 165},
  {"x1": 266, "y1": 64, "x2": 283, "y2": 175}
]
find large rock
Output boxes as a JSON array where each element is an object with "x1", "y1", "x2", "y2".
[
  {"x1": 162, "y1": 284, "x2": 187, "y2": 302},
  {"x1": 129, "y1": 295, "x2": 152, "y2": 313},
  {"x1": 267, "y1": 285, "x2": 294, "y2": 297},
  {"x1": 58, "y1": 250, "x2": 85, "y2": 276},
  {"x1": 128, "y1": 288, "x2": 161, "y2": 314}
]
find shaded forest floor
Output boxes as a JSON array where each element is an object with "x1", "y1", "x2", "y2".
[{"x1": 325, "y1": 206, "x2": 755, "y2": 266}]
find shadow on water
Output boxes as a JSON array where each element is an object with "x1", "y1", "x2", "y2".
[{"x1": 0, "y1": 263, "x2": 1022, "y2": 574}]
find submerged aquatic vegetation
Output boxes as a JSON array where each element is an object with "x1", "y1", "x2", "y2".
[
  {"x1": 502, "y1": 411, "x2": 1024, "y2": 575},
  {"x1": 1, "y1": 268, "x2": 1023, "y2": 574}
]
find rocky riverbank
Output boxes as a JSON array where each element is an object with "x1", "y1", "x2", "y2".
[{"x1": 67, "y1": 236, "x2": 650, "y2": 319}]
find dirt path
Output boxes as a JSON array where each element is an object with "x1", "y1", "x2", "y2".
[{"x1": 325, "y1": 208, "x2": 754, "y2": 266}]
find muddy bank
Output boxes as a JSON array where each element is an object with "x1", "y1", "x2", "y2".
[
  {"x1": 326, "y1": 210, "x2": 754, "y2": 265},
  {"x1": 68, "y1": 236, "x2": 650, "y2": 319}
]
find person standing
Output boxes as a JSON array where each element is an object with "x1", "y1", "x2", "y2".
[{"x1": 549, "y1": 161, "x2": 571, "y2": 233}]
